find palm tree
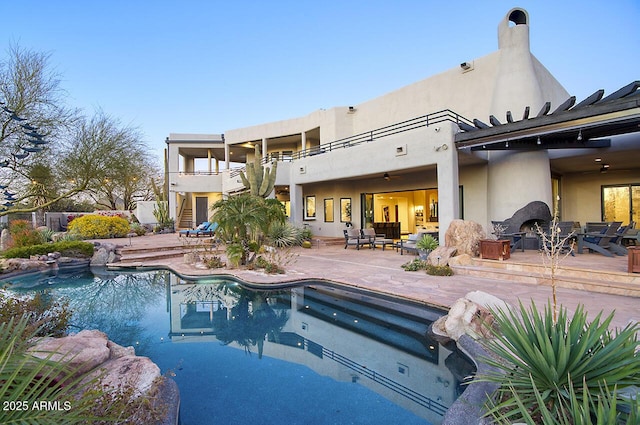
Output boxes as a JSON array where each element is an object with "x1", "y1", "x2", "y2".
[{"x1": 211, "y1": 193, "x2": 286, "y2": 265}]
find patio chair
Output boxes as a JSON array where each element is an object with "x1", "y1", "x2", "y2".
[
  {"x1": 606, "y1": 222, "x2": 633, "y2": 256},
  {"x1": 179, "y1": 221, "x2": 210, "y2": 237},
  {"x1": 542, "y1": 221, "x2": 576, "y2": 256},
  {"x1": 399, "y1": 233, "x2": 420, "y2": 255},
  {"x1": 344, "y1": 228, "x2": 369, "y2": 250},
  {"x1": 578, "y1": 221, "x2": 621, "y2": 257}
]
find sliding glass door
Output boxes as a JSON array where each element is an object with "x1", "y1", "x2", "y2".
[{"x1": 602, "y1": 184, "x2": 640, "y2": 225}]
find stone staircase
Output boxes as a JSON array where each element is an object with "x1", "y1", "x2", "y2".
[
  {"x1": 453, "y1": 258, "x2": 640, "y2": 297},
  {"x1": 115, "y1": 244, "x2": 187, "y2": 264}
]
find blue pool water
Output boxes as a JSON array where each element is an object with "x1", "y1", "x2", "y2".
[{"x1": 3, "y1": 268, "x2": 471, "y2": 425}]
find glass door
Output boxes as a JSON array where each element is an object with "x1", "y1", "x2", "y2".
[{"x1": 602, "y1": 184, "x2": 640, "y2": 225}]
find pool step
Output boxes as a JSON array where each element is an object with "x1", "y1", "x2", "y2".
[{"x1": 452, "y1": 258, "x2": 640, "y2": 298}]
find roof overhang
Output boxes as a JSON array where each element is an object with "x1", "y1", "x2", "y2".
[{"x1": 455, "y1": 82, "x2": 640, "y2": 151}]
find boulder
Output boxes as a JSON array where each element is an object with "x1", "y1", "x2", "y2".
[
  {"x1": 427, "y1": 246, "x2": 457, "y2": 266},
  {"x1": 29, "y1": 329, "x2": 111, "y2": 374},
  {"x1": 444, "y1": 219, "x2": 486, "y2": 257},
  {"x1": 86, "y1": 355, "x2": 161, "y2": 397},
  {"x1": 431, "y1": 291, "x2": 511, "y2": 342},
  {"x1": 447, "y1": 253, "x2": 474, "y2": 266},
  {"x1": 108, "y1": 340, "x2": 136, "y2": 358}
]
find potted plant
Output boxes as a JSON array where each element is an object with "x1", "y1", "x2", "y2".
[{"x1": 416, "y1": 234, "x2": 438, "y2": 260}]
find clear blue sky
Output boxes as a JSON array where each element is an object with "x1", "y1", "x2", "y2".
[{"x1": 4, "y1": 1, "x2": 639, "y2": 165}]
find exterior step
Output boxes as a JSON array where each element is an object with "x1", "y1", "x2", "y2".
[{"x1": 452, "y1": 258, "x2": 640, "y2": 298}]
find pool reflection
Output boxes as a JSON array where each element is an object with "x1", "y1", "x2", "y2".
[{"x1": 3, "y1": 269, "x2": 473, "y2": 424}]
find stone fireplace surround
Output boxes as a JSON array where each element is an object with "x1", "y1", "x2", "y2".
[{"x1": 493, "y1": 201, "x2": 553, "y2": 250}]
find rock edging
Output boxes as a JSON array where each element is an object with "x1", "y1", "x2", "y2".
[{"x1": 28, "y1": 330, "x2": 179, "y2": 424}]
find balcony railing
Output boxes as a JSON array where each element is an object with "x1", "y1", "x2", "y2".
[{"x1": 228, "y1": 109, "x2": 472, "y2": 177}]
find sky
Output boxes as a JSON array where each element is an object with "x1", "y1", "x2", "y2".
[{"x1": 3, "y1": 1, "x2": 639, "y2": 166}]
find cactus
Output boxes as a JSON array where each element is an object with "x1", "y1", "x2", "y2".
[{"x1": 239, "y1": 144, "x2": 277, "y2": 198}]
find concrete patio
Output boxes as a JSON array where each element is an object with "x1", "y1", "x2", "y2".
[{"x1": 104, "y1": 233, "x2": 640, "y2": 331}]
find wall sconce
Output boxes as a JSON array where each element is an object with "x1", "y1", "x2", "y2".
[
  {"x1": 536, "y1": 137, "x2": 542, "y2": 145},
  {"x1": 577, "y1": 129, "x2": 583, "y2": 141},
  {"x1": 434, "y1": 143, "x2": 449, "y2": 151}
]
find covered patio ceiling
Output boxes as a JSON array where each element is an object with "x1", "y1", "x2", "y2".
[{"x1": 454, "y1": 81, "x2": 640, "y2": 162}]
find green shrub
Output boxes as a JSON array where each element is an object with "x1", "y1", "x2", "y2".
[
  {"x1": 425, "y1": 264, "x2": 453, "y2": 276},
  {"x1": 8, "y1": 219, "x2": 45, "y2": 248},
  {"x1": 479, "y1": 301, "x2": 640, "y2": 423},
  {"x1": 39, "y1": 227, "x2": 56, "y2": 242},
  {"x1": 204, "y1": 255, "x2": 225, "y2": 269},
  {"x1": 2, "y1": 241, "x2": 95, "y2": 259},
  {"x1": 130, "y1": 222, "x2": 147, "y2": 236},
  {"x1": 67, "y1": 214, "x2": 130, "y2": 239},
  {"x1": 226, "y1": 243, "x2": 244, "y2": 268},
  {"x1": 401, "y1": 258, "x2": 427, "y2": 271}
]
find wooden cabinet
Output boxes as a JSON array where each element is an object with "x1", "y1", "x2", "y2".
[
  {"x1": 629, "y1": 247, "x2": 640, "y2": 273},
  {"x1": 480, "y1": 239, "x2": 511, "y2": 261}
]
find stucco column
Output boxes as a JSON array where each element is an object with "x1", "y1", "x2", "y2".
[
  {"x1": 435, "y1": 127, "x2": 460, "y2": 243},
  {"x1": 487, "y1": 150, "x2": 552, "y2": 222},
  {"x1": 301, "y1": 132, "x2": 307, "y2": 152},
  {"x1": 262, "y1": 138, "x2": 267, "y2": 159},
  {"x1": 224, "y1": 143, "x2": 230, "y2": 170},
  {"x1": 289, "y1": 184, "x2": 303, "y2": 225}
]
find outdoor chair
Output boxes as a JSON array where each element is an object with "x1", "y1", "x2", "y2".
[
  {"x1": 399, "y1": 233, "x2": 421, "y2": 255},
  {"x1": 194, "y1": 222, "x2": 218, "y2": 238},
  {"x1": 541, "y1": 221, "x2": 576, "y2": 256},
  {"x1": 577, "y1": 221, "x2": 622, "y2": 257},
  {"x1": 343, "y1": 228, "x2": 369, "y2": 250},
  {"x1": 606, "y1": 222, "x2": 633, "y2": 256},
  {"x1": 179, "y1": 221, "x2": 210, "y2": 237}
]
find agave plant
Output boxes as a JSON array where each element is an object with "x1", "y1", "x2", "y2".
[
  {"x1": 492, "y1": 376, "x2": 639, "y2": 424},
  {"x1": 267, "y1": 222, "x2": 303, "y2": 247},
  {"x1": 478, "y1": 300, "x2": 640, "y2": 423}
]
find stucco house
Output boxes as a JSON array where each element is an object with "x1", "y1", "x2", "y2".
[{"x1": 165, "y1": 8, "x2": 640, "y2": 243}]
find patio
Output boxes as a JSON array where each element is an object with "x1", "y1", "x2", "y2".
[{"x1": 107, "y1": 233, "x2": 639, "y2": 331}]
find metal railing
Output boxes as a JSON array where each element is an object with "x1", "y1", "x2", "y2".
[
  {"x1": 228, "y1": 109, "x2": 472, "y2": 178},
  {"x1": 320, "y1": 345, "x2": 449, "y2": 417}
]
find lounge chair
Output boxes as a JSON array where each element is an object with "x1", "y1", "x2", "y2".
[
  {"x1": 577, "y1": 221, "x2": 621, "y2": 257},
  {"x1": 607, "y1": 222, "x2": 633, "y2": 256},
  {"x1": 179, "y1": 221, "x2": 210, "y2": 237},
  {"x1": 195, "y1": 222, "x2": 218, "y2": 237}
]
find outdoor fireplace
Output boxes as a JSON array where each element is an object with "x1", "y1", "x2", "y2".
[{"x1": 495, "y1": 201, "x2": 552, "y2": 250}]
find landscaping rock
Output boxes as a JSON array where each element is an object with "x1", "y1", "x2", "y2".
[
  {"x1": 444, "y1": 219, "x2": 486, "y2": 257},
  {"x1": 85, "y1": 355, "x2": 161, "y2": 397},
  {"x1": 427, "y1": 246, "x2": 457, "y2": 266},
  {"x1": 90, "y1": 243, "x2": 120, "y2": 266},
  {"x1": 27, "y1": 329, "x2": 177, "y2": 421},
  {"x1": 431, "y1": 291, "x2": 510, "y2": 342},
  {"x1": 29, "y1": 329, "x2": 111, "y2": 374}
]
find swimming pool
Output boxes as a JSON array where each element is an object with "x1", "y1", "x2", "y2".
[{"x1": 3, "y1": 268, "x2": 473, "y2": 424}]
